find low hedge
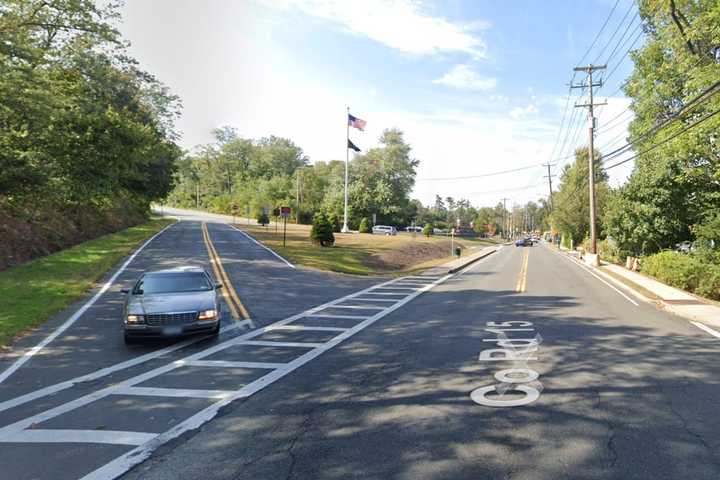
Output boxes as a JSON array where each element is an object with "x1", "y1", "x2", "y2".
[{"x1": 640, "y1": 251, "x2": 720, "y2": 300}]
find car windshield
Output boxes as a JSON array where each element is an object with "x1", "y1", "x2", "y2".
[{"x1": 135, "y1": 272, "x2": 212, "y2": 294}]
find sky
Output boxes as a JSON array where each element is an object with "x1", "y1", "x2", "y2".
[{"x1": 118, "y1": 0, "x2": 641, "y2": 209}]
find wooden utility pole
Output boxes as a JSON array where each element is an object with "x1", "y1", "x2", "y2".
[
  {"x1": 501, "y1": 198, "x2": 509, "y2": 239},
  {"x1": 572, "y1": 64, "x2": 606, "y2": 255},
  {"x1": 544, "y1": 163, "x2": 555, "y2": 211}
]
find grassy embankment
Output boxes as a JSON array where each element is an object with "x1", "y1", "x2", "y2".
[
  {"x1": 236, "y1": 220, "x2": 500, "y2": 275},
  {"x1": 0, "y1": 218, "x2": 174, "y2": 346}
]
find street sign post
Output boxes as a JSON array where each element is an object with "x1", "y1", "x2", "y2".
[{"x1": 280, "y1": 206, "x2": 292, "y2": 247}]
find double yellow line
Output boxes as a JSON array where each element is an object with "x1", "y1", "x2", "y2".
[
  {"x1": 516, "y1": 248, "x2": 529, "y2": 293},
  {"x1": 201, "y1": 222, "x2": 251, "y2": 321}
]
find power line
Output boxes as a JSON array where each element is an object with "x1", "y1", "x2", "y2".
[
  {"x1": 601, "y1": 80, "x2": 720, "y2": 162},
  {"x1": 603, "y1": 105, "x2": 720, "y2": 170},
  {"x1": 577, "y1": 0, "x2": 622, "y2": 66},
  {"x1": 417, "y1": 163, "x2": 545, "y2": 182},
  {"x1": 591, "y1": 2, "x2": 636, "y2": 64}
]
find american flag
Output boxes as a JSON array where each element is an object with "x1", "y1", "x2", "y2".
[{"x1": 348, "y1": 113, "x2": 366, "y2": 131}]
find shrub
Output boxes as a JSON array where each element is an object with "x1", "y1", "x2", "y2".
[
  {"x1": 697, "y1": 268, "x2": 720, "y2": 300},
  {"x1": 256, "y1": 211, "x2": 269, "y2": 226},
  {"x1": 310, "y1": 212, "x2": 335, "y2": 247},
  {"x1": 422, "y1": 223, "x2": 433, "y2": 237},
  {"x1": 598, "y1": 238, "x2": 622, "y2": 264},
  {"x1": 640, "y1": 251, "x2": 704, "y2": 292},
  {"x1": 359, "y1": 217, "x2": 371, "y2": 233},
  {"x1": 327, "y1": 212, "x2": 341, "y2": 233}
]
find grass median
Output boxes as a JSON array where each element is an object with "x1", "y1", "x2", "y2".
[
  {"x1": 0, "y1": 217, "x2": 174, "y2": 346},
  {"x1": 236, "y1": 221, "x2": 500, "y2": 275}
]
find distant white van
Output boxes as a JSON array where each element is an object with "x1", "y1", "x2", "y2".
[{"x1": 372, "y1": 225, "x2": 397, "y2": 236}]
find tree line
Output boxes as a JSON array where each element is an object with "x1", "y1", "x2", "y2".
[
  {"x1": 168, "y1": 127, "x2": 550, "y2": 236},
  {"x1": 1, "y1": 0, "x2": 181, "y2": 267}
]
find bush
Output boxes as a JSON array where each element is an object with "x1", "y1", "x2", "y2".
[
  {"x1": 697, "y1": 268, "x2": 720, "y2": 300},
  {"x1": 310, "y1": 212, "x2": 335, "y2": 247},
  {"x1": 327, "y1": 212, "x2": 341, "y2": 233},
  {"x1": 422, "y1": 223, "x2": 433, "y2": 237},
  {"x1": 256, "y1": 211, "x2": 269, "y2": 226},
  {"x1": 598, "y1": 238, "x2": 622, "y2": 264},
  {"x1": 359, "y1": 217, "x2": 371, "y2": 233},
  {"x1": 640, "y1": 251, "x2": 704, "y2": 293}
]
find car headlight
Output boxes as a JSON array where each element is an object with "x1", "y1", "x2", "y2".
[
  {"x1": 198, "y1": 309, "x2": 217, "y2": 320},
  {"x1": 126, "y1": 314, "x2": 143, "y2": 324}
]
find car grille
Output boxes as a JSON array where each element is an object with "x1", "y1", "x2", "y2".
[{"x1": 145, "y1": 311, "x2": 198, "y2": 326}]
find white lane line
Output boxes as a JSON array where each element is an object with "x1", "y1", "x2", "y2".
[
  {"x1": 3, "y1": 429, "x2": 156, "y2": 446},
  {"x1": 239, "y1": 340, "x2": 325, "y2": 348},
  {"x1": 350, "y1": 298, "x2": 398, "y2": 303},
  {"x1": 0, "y1": 321, "x2": 247, "y2": 415},
  {"x1": 119, "y1": 387, "x2": 234, "y2": 399},
  {"x1": 0, "y1": 223, "x2": 176, "y2": 386},
  {"x1": 372, "y1": 286, "x2": 419, "y2": 290},
  {"x1": 326, "y1": 305, "x2": 386, "y2": 310},
  {"x1": 691, "y1": 321, "x2": 720, "y2": 339},
  {"x1": 185, "y1": 360, "x2": 285, "y2": 369},
  {"x1": 356, "y1": 292, "x2": 409, "y2": 296},
  {"x1": 306, "y1": 314, "x2": 369, "y2": 319},
  {"x1": 80, "y1": 273, "x2": 451, "y2": 480},
  {"x1": 556, "y1": 251, "x2": 639, "y2": 306},
  {"x1": 269, "y1": 325, "x2": 347, "y2": 332},
  {"x1": 228, "y1": 224, "x2": 295, "y2": 268}
]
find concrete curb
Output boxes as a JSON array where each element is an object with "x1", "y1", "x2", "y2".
[{"x1": 446, "y1": 247, "x2": 499, "y2": 274}]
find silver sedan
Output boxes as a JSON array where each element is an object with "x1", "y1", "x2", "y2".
[{"x1": 121, "y1": 266, "x2": 222, "y2": 343}]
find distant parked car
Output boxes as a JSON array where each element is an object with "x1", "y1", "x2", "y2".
[
  {"x1": 405, "y1": 226, "x2": 423, "y2": 233},
  {"x1": 372, "y1": 225, "x2": 397, "y2": 236},
  {"x1": 675, "y1": 241, "x2": 695, "y2": 254},
  {"x1": 433, "y1": 228, "x2": 448, "y2": 235},
  {"x1": 515, "y1": 237, "x2": 533, "y2": 247},
  {"x1": 121, "y1": 266, "x2": 222, "y2": 343}
]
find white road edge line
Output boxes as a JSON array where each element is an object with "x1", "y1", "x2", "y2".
[
  {"x1": 554, "y1": 248, "x2": 639, "y2": 306},
  {"x1": 690, "y1": 321, "x2": 720, "y2": 339},
  {"x1": 78, "y1": 273, "x2": 451, "y2": 480},
  {"x1": 119, "y1": 387, "x2": 234, "y2": 399},
  {"x1": 228, "y1": 224, "x2": 295, "y2": 268},
  {"x1": 0, "y1": 222, "x2": 177, "y2": 385}
]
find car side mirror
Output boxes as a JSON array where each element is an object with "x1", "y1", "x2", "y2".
[
  {"x1": 120, "y1": 288, "x2": 130, "y2": 294},
  {"x1": 215, "y1": 282, "x2": 223, "y2": 290}
]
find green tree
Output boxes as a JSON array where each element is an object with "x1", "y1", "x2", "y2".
[
  {"x1": 552, "y1": 148, "x2": 610, "y2": 245},
  {"x1": 310, "y1": 212, "x2": 334, "y2": 247},
  {"x1": 358, "y1": 217, "x2": 371, "y2": 233},
  {"x1": 604, "y1": 0, "x2": 720, "y2": 255},
  {"x1": 423, "y1": 223, "x2": 433, "y2": 237}
]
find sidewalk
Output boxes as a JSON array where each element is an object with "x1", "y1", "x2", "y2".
[
  {"x1": 600, "y1": 262, "x2": 720, "y2": 328},
  {"x1": 555, "y1": 244, "x2": 720, "y2": 329}
]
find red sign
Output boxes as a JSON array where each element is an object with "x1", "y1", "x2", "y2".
[{"x1": 280, "y1": 206, "x2": 292, "y2": 218}]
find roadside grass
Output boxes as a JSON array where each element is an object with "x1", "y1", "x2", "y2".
[
  {"x1": 0, "y1": 217, "x2": 174, "y2": 346},
  {"x1": 235, "y1": 220, "x2": 500, "y2": 275}
]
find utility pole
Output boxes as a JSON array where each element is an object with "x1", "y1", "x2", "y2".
[
  {"x1": 543, "y1": 163, "x2": 556, "y2": 211},
  {"x1": 572, "y1": 64, "x2": 606, "y2": 255},
  {"x1": 501, "y1": 198, "x2": 508, "y2": 239},
  {"x1": 341, "y1": 106, "x2": 350, "y2": 233}
]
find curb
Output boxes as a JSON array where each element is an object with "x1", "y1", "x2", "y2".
[{"x1": 447, "y1": 247, "x2": 498, "y2": 274}]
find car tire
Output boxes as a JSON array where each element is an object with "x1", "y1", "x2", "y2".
[
  {"x1": 123, "y1": 333, "x2": 136, "y2": 345},
  {"x1": 211, "y1": 322, "x2": 220, "y2": 336}
]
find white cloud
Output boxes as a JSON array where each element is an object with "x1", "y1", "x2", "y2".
[
  {"x1": 264, "y1": 0, "x2": 487, "y2": 58},
  {"x1": 509, "y1": 103, "x2": 538, "y2": 119},
  {"x1": 433, "y1": 64, "x2": 496, "y2": 90}
]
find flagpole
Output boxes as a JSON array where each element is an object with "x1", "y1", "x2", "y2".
[{"x1": 341, "y1": 106, "x2": 350, "y2": 233}]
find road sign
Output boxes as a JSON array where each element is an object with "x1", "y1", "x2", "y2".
[{"x1": 280, "y1": 206, "x2": 292, "y2": 218}]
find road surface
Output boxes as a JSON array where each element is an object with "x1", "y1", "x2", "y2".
[{"x1": 2, "y1": 213, "x2": 719, "y2": 480}]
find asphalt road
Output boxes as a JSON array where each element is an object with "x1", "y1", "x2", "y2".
[{"x1": 2, "y1": 215, "x2": 720, "y2": 480}]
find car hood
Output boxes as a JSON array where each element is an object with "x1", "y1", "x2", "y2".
[{"x1": 127, "y1": 291, "x2": 215, "y2": 315}]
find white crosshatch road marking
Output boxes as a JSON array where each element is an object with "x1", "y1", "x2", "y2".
[{"x1": 0, "y1": 271, "x2": 470, "y2": 480}]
